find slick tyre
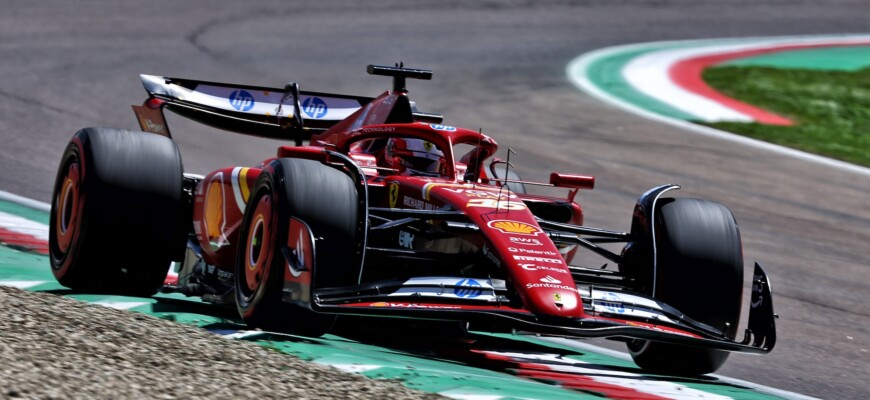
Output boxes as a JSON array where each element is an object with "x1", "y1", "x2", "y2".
[
  {"x1": 628, "y1": 198, "x2": 743, "y2": 376},
  {"x1": 235, "y1": 158, "x2": 359, "y2": 336},
  {"x1": 49, "y1": 128, "x2": 184, "y2": 295}
]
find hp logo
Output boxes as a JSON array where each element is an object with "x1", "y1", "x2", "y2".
[
  {"x1": 302, "y1": 97, "x2": 328, "y2": 119},
  {"x1": 430, "y1": 124, "x2": 456, "y2": 131},
  {"x1": 228, "y1": 90, "x2": 255, "y2": 112},
  {"x1": 600, "y1": 292, "x2": 625, "y2": 314},
  {"x1": 454, "y1": 279, "x2": 482, "y2": 298}
]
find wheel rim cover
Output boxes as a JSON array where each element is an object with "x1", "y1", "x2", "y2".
[
  {"x1": 244, "y1": 195, "x2": 272, "y2": 293},
  {"x1": 55, "y1": 162, "x2": 80, "y2": 254}
]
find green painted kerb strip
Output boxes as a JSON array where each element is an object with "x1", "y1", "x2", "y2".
[{"x1": 0, "y1": 199, "x2": 50, "y2": 225}]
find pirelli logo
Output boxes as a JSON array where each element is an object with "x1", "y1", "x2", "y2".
[{"x1": 513, "y1": 255, "x2": 563, "y2": 264}]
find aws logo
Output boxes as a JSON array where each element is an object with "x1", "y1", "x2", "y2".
[{"x1": 509, "y1": 236, "x2": 542, "y2": 246}]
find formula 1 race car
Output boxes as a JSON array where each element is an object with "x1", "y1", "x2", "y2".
[{"x1": 48, "y1": 64, "x2": 775, "y2": 375}]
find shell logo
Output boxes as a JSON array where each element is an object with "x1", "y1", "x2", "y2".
[{"x1": 487, "y1": 220, "x2": 541, "y2": 236}]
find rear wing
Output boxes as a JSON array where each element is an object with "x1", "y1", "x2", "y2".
[
  {"x1": 133, "y1": 75, "x2": 373, "y2": 144},
  {"x1": 133, "y1": 65, "x2": 444, "y2": 145}
]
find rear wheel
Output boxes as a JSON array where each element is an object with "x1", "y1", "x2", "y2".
[
  {"x1": 49, "y1": 128, "x2": 184, "y2": 295},
  {"x1": 235, "y1": 158, "x2": 359, "y2": 336},
  {"x1": 628, "y1": 198, "x2": 743, "y2": 376}
]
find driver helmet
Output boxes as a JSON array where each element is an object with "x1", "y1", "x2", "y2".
[{"x1": 385, "y1": 138, "x2": 445, "y2": 176}]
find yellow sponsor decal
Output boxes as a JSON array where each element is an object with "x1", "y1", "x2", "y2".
[
  {"x1": 239, "y1": 168, "x2": 250, "y2": 204},
  {"x1": 205, "y1": 179, "x2": 224, "y2": 242},
  {"x1": 445, "y1": 188, "x2": 518, "y2": 199},
  {"x1": 389, "y1": 182, "x2": 399, "y2": 208},
  {"x1": 467, "y1": 198, "x2": 527, "y2": 210},
  {"x1": 204, "y1": 173, "x2": 232, "y2": 249},
  {"x1": 422, "y1": 182, "x2": 475, "y2": 201},
  {"x1": 553, "y1": 293, "x2": 562, "y2": 302},
  {"x1": 487, "y1": 220, "x2": 541, "y2": 236}
]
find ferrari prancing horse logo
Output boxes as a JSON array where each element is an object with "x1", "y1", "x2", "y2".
[{"x1": 389, "y1": 182, "x2": 399, "y2": 208}]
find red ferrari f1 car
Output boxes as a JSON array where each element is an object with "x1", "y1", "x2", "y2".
[{"x1": 49, "y1": 64, "x2": 775, "y2": 375}]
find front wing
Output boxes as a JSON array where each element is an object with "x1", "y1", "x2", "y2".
[{"x1": 311, "y1": 263, "x2": 776, "y2": 355}]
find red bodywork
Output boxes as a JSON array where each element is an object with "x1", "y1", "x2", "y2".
[{"x1": 190, "y1": 88, "x2": 589, "y2": 318}]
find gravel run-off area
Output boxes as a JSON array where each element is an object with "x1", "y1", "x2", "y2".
[{"x1": 0, "y1": 285, "x2": 443, "y2": 400}]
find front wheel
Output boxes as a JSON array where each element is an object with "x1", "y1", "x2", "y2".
[
  {"x1": 628, "y1": 198, "x2": 744, "y2": 376},
  {"x1": 235, "y1": 158, "x2": 359, "y2": 336}
]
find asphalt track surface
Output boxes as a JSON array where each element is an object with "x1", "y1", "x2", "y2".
[{"x1": 1, "y1": 1, "x2": 868, "y2": 398}]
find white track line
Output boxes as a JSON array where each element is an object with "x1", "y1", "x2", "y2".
[
  {"x1": 0, "y1": 190, "x2": 51, "y2": 212},
  {"x1": 0, "y1": 280, "x2": 50, "y2": 289},
  {"x1": 92, "y1": 301, "x2": 150, "y2": 310}
]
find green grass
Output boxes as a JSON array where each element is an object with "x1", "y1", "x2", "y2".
[{"x1": 701, "y1": 66, "x2": 870, "y2": 167}]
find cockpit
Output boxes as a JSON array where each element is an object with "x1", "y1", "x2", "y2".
[{"x1": 352, "y1": 137, "x2": 447, "y2": 177}]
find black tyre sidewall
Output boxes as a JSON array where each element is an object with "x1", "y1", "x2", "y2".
[
  {"x1": 654, "y1": 198, "x2": 743, "y2": 337},
  {"x1": 629, "y1": 198, "x2": 744, "y2": 376},
  {"x1": 275, "y1": 158, "x2": 359, "y2": 288},
  {"x1": 49, "y1": 140, "x2": 95, "y2": 288},
  {"x1": 48, "y1": 128, "x2": 183, "y2": 295}
]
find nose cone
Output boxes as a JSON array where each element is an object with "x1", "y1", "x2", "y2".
[
  {"x1": 520, "y1": 274, "x2": 583, "y2": 316},
  {"x1": 477, "y1": 218, "x2": 585, "y2": 318}
]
